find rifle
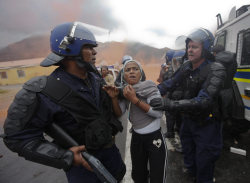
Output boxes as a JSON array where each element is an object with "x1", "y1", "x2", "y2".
[{"x1": 46, "y1": 123, "x2": 117, "y2": 183}]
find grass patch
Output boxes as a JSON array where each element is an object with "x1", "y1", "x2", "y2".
[{"x1": 0, "y1": 89, "x2": 8, "y2": 94}]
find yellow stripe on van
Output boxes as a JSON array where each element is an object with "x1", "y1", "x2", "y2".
[
  {"x1": 237, "y1": 69, "x2": 250, "y2": 72},
  {"x1": 234, "y1": 78, "x2": 250, "y2": 83},
  {"x1": 242, "y1": 95, "x2": 250, "y2": 100}
]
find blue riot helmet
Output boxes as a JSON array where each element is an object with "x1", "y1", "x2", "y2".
[
  {"x1": 40, "y1": 22, "x2": 97, "y2": 67},
  {"x1": 122, "y1": 55, "x2": 133, "y2": 65},
  {"x1": 165, "y1": 50, "x2": 175, "y2": 64},
  {"x1": 172, "y1": 50, "x2": 186, "y2": 72},
  {"x1": 185, "y1": 28, "x2": 214, "y2": 59}
]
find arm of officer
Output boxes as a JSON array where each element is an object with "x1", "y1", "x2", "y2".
[
  {"x1": 152, "y1": 62, "x2": 226, "y2": 112},
  {"x1": 3, "y1": 94, "x2": 88, "y2": 171},
  {"x1": 69, "y1": 145, "x2": 92, "y2": 171},
  {"x1": 103, "y1": 85, "x2": 123, "y2": 117},
  {"x1": 4, "y1": 128, "x2": 75, "y2": 171}
]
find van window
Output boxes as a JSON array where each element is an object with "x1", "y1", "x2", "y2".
[
  {"x1": 237, "y1": 29, "x2": 250, "y2": 66},
  {"x1": 215, "y1": 31, "x2": 226, "y2": 49}
]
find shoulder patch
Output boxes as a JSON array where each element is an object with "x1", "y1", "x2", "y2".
[{"x1": 23, "y1": 76, "x2": 47, "y2": 92}]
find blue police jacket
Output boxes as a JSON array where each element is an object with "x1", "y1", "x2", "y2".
[
  {"x1": 3, "y1": 66, "x2": 122, "y2": 171},
  {"x1": 157, "y1": 59, "x2": 226, "y2": 119}
]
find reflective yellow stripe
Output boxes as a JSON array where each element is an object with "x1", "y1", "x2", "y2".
[
  {"x1": 242, "y1": 95, "x2": 250, "y2": 100},
  {"x1": 237, "y1": 69, "x2": 250, "y2": 72},
  {"x1": 234, "y1": 78, "x2": 250, "y2": 83}
]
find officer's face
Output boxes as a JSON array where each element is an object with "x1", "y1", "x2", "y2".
[
  {"x1": 81, "y1": 45, "x2": 97, "y2": 64},
  {"x1": 187, "y1": 41, "x2": 203, "y2": 63},
  {"x1": 124, "y1": 62, "x2": 141, "y2": 85}
]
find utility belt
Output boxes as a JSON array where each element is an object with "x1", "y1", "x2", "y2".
[
  {"x1": 182, "y1": 110, "x2": 220, "y2": 126},
  {"x1": 103, "y1": 136, "x2": 115, "y2": 148}
]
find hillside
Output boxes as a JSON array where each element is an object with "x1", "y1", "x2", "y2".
[
  {"x1": 0, "y1": 34, "x2": 168, "y2": 65},
  {"x1": 0, "y1": 35, "x2": 50, "y2": 61}
]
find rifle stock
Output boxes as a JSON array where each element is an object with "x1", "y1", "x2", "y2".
[{"x1": 46, "y1": 123, "x2": 117, "y2": 183}]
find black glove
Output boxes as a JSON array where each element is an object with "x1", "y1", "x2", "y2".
[{"x1": 150, "y1": 97, "x2": 174, "y2": 111}]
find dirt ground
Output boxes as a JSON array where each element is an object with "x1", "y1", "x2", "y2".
[{"x1": 0, "y1": 84, "x2": 22, "y2": 125}]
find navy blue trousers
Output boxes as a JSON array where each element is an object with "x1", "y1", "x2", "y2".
[
  {"x1": 65, "y1": 144, "x2": 125, "y2": 183},
  {"x1": 165, "y1": 111, "x2": 175, "y2": 137},
  {"x1": 180, "y1": 117, "x2": 222, "y2": 183}
]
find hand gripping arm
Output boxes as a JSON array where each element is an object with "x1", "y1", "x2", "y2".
[{"x1": 46, "y1": 123, "x2": 117, "y2": 183}]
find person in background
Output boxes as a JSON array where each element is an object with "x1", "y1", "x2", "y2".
[
  {"x1": 158, "y1": 50, "x2": 174, "y2": 140},
  {"x1": 3, "y1": 22, "x2": 126, "y2": 183},
  {"x1": 151, "y1": 28, "x2": 226, "y2": 183},
  {"x1": 164, "y1": 50, "x2": 186, "y2": 153},
  {"x1": 103, "y1": 60, "x2": 167, "y2": 183},
  {"x1": 122, "y1": 55, "x2": 133, "y2": 65},
  {"x1": 171, "y1": 50, "x2": 186, "y2": 72},
  {"x1": 101, "y1": 65, "x2": 115, "y2": 86},
  {"x1": 157, "y1": 63, "x2": 169, "y2": 84},
  {"x1": 162, "y1": 50, "x2": 175, "y2": 81}
]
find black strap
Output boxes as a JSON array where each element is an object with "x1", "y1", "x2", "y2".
[
  {"x1": 232, "y1": 80, "x2": 245, "y2": 119},
  {"x1": 42, "y1": 76, "x2": 72, "y2": 102},
  {"x1": 41, "y1": 76, "x2": 99, "y2": 125}
]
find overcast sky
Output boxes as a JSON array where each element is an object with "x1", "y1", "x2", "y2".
[{"x1": 0, "y1": 0, "x2": 249, "y2": 49}]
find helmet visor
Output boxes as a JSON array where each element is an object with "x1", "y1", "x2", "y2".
[
  {"x1": 187, "y1": 28, "x2": 210, "y2": 43},
  {"x1": 72, "y1": 22, "x2": 109, "y2": 43},
  {"x1": 174, "y1": 35, "x2": 187, "y2": 50}
]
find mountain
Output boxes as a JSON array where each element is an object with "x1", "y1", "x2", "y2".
[
  {"x1": 0, "y1": 34, "x2": 168, "y2": 65},
  {"x1": 0, "y1": 35, "x2": 50, "y2": 62}
]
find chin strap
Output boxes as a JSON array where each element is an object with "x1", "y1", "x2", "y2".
[{"x1": 75, "y1": 57, "x2": 102, "y2": 78}]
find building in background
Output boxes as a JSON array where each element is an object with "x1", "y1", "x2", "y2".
[{"x1": 0, "y1": 58, "x2": 56, "y2": 85}]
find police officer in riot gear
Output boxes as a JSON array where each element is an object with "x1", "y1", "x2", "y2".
[
  {"x1": 161, "y1": 49, "x2": 175, "y2": 138},
  {"x1": 151, "y1": 28, "x2": 226, "y2": 183},
  {"x1": 172, "y1": 50, "x2": 186, "y2": 72},
  {"x1": 162, "y1": 49, "x2": 175, "y2": 81},
  {"x1": 3, "y1": 22, "x2": 126, "y2": 183},
  {"x1": 164, "y1": 50, "x2": 186, "y2": 153}
]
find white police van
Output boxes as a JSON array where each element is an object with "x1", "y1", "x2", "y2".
[{"x1": 214, "y1": 5, "x2": 250, "y2": 123}]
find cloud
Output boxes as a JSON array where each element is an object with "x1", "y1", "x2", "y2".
[
  {"x1": 146, "y1": 28, "x2": 168, "y2": 37},
  {"x1": 0, "y1": 0, "x2": 249, "y2": 49},
  {"x1": 0, "y1": 0, "x2": 119, "y2": 47}
]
